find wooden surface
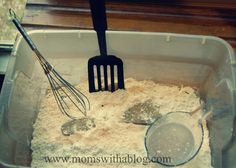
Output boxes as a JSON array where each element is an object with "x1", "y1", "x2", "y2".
[{"x1": 22, "y1": 0, "x2": 236, "y2": 50}]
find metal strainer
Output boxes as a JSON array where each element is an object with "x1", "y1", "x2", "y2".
[{"x1": 144, "y1": 106, "x2": 208, "y2": 166}]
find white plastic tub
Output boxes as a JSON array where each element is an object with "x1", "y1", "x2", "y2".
[{"x1": 0, "y1": 30, "x2": 235, "y2": 168}]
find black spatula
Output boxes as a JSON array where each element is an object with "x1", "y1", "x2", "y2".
[{"x1": 88, "y1": 0, "x2": 125, "y2": 92}]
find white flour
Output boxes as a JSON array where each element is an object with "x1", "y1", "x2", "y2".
[{"x1": 31, "y1": 78, "x2": 213, "y2": 168}]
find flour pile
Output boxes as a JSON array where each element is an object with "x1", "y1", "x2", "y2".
[{"x1": 31, "y1": 78, "x2": 213, "y2": 168}]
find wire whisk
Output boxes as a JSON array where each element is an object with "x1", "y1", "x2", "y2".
[{"x1": 10, "y1": 9, "x2": 90, "y2": 119}]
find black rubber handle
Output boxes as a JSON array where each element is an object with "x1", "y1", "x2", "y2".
[
  {"x1": 12, "y1": 17, "x2": 37, "y2": 51},
  {"x1": 89, "y1": 0, "x2": 107, "y2": 31},
  {"x1": 89, "y1": 0, "x2": 107, "y2": 56}
]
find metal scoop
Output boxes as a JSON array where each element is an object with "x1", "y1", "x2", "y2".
[
  {"x1": 88, "y1": 0, "x2": 125, "y2": 92},
  {"x1": 145, "y1": 104, "x2": 212, "y2": 166}
]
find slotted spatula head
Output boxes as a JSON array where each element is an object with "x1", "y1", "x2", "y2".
[
  {"x1": 88, "y1": 0, "x2": 125, "y2": 92},
  {"x1": 88, "y1": 55, "x2": 124, "y2": 92}
]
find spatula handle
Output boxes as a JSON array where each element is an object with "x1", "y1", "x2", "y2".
[
  {"x1": 89, "y1": 0, "x2": 107, "y2": 56},
  {"x1": 89, "y1": 0, "x2": 107, "y2": 31}
]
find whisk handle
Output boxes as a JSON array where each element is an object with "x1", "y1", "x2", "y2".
[{"x1": 10, "y1": 10, "x2": 37, "y2": 51}]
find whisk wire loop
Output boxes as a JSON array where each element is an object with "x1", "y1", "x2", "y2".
[{"x1": 10, "y1": 9, "x2": 90, "y2": 119}]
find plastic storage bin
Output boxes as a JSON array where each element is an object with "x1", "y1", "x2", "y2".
[{"x1": 0, "y1": 30, "x2": 235, "y2": 168}]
